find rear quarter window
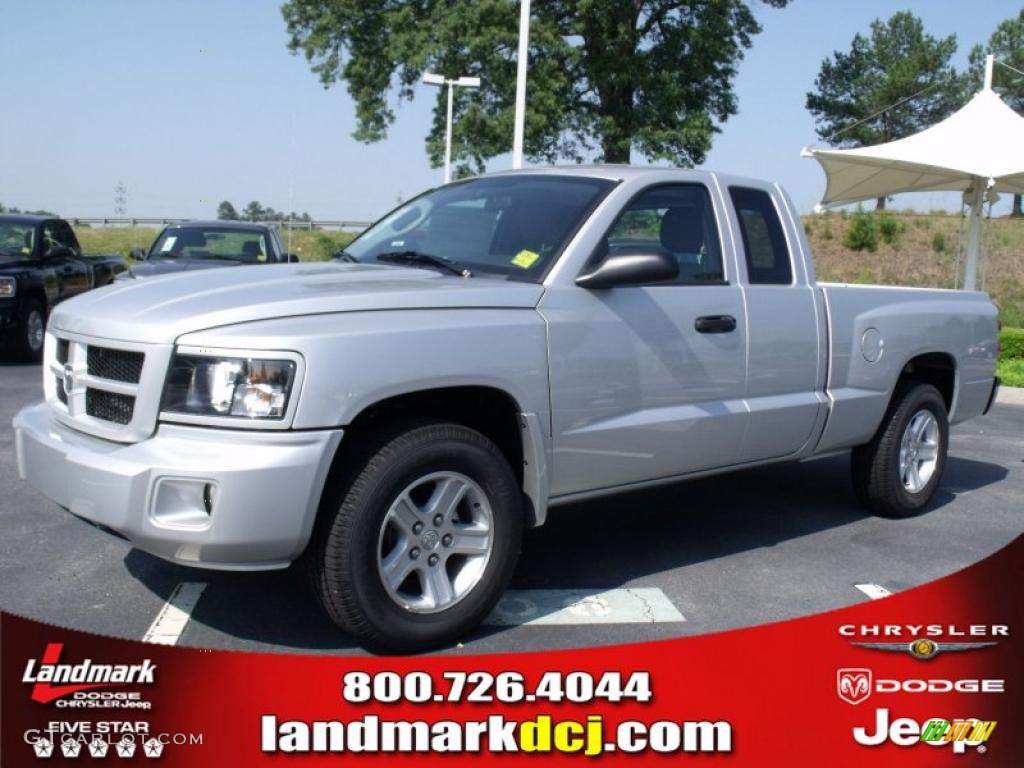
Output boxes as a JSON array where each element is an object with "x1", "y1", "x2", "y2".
[{"x1": 728, "y1": 186, "x2": 792, "y2": 285}]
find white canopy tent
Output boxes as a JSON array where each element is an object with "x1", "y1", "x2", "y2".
[{"x1": 804, "y1": 57, "x2": 1024, "y2": 291}]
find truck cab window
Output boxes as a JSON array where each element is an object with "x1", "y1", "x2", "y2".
[
  {"x1": 728, "y1": 186, "x2": 792, "y2": 285},
  {"x1": 604, "y1": 184, "x2": 724, "y2": 284}
]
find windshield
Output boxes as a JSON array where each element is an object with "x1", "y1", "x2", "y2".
[
  {"x1": 344, "y1": 175, "x2": 614, "y2": 281},
  {"x1": 0, "y1": 222, "x2": 35, "y2": 257},
  {"x1": 149, "y1": 227, "x2": 272, "y2": 262}
]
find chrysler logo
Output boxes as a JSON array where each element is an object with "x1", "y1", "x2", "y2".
[{"x1": 62, "y1": 363, "x2": 75, "y2": 397}]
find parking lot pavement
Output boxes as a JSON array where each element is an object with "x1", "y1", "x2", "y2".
[{"x1": 2, "y1": 360, "x2": 1022, "y2": 655}]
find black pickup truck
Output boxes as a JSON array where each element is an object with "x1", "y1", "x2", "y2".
[{"x1": 0, "y1": 214, "x2": 126, "y2": 360}]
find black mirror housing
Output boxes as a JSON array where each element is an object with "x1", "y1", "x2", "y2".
[
  {"x1": 288, "y1": 253, "x2": 300, "y2": 263},
  {"x1": 576, "y1": 247, "x2": 679, "y2": 289},
  {"x1": 129, "y1": 247, "x2": 147, "y2": 261}
]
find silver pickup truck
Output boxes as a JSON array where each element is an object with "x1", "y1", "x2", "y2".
[{"x1": 14, "y1": 167, "x2": 1000, "y2": 652}]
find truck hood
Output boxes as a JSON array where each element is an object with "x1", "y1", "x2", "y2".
[
  {"x1": 124, "y1": 259, "x2": 240, "y2": 278},
  {"x1": 50, "y1": 262, "x2": 544, "y2": 344},
  {"x1": 0, "y1": 253, "x2": 36, "y2": 272}
]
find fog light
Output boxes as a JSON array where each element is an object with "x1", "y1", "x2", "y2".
[{"x1": 151, "y1": 478, "x2": 217, "y2": 530}]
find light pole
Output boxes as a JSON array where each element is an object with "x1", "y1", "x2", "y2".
[
  {"x1": 512, "y1": 0, "x2": 531, "y2": 170},
  {"x1": 423, "y1": 73, "x2": 482, "y2": 183}
]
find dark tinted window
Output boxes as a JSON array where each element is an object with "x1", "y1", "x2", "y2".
[
  {"x1": 603, "y1": 184, "x2": 724, "y2": 284},
  {"x1": 729, "y1": 187, "x2": 792, "y2": 285}
]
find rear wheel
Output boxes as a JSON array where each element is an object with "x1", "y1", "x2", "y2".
[
  {"x1": 310, "y1": 422, "x2": 523, "y2": 653},
  {"x1": 14, "y1": 298, "x2": 46, "y2": 362},
  {"x1": 851, "y1": 382, "x2": 949, "y2": 518}
]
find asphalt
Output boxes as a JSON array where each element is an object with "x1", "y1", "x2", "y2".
[{"x1": 1, "y1": 359, "x2": 1021, "y2": 656}]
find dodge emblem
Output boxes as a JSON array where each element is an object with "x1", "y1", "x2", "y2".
[
  {"x1": 62, "y1": 363, "x2": 75, "y2": 397},
  {"x1": 837, "y1": 668, "x2": 872, "y2": 705}
]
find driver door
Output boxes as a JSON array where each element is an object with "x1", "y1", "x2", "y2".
[
  {"x1": 42, "y1": 220, "x2": 89, "y2": 299},
  {"x1": 541, "y1": 183, "x2": 749, "y2": 497}
]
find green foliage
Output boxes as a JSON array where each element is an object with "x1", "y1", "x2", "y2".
[
  {"x1": 844, "y1": 210, "x2": 878, "y2": 252},
  {"x1": 854, "y1": 269, "x2": 877, "y2": 284},
  {"x1": 282, "y1": 0, "x2": 790, "y2": 172},
  {"x1": 877, "y1": 212, "x2": 904, "y2": 246},
  {"x1": 74, "y1": 225, "x2": 356, "y2": 263},
  {"x1": 822, "y1": 221, "x2": 834, "y2": 240},
  {"x1": 806, "y1": 12, "x2": 966, "y2": 152},
  {"x1": 217, "y1": 201, "x2": 240, "y2": 220},
  {"x1": 931, "y1": 231, "x2": 947, "y2": 253},
  {"x1": 0, "y1": 202, "x2": 57, "y2": 216},
  {"x1": 1000, "y1": 327, "x2": 1024, "y2": 360},
  {"x1": 969, "y1": 10, "x2": 1024, "y2": 217}
]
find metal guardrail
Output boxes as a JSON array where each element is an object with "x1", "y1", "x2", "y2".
[{"x1": 68, "y1": 217, "x2": 372, "y2": 232}]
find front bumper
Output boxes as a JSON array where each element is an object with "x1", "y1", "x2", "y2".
[{"x1": 14, "y1": 402, "x2": 342, "y2": 570}]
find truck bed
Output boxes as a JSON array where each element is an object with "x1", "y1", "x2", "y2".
[{"x1": 816, "y1": 282, "x2": 999, "y2": 453}]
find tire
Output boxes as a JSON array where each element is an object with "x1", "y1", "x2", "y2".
[
  {"x1": 851, "y1": 382, "x2": 949, "y2": 518},
  {"x1": 14, "y1": 298, "x2": 46, "y2": 362},
  {"x1": 309, "y1": 421, "x2": 523, "y2": 653}
]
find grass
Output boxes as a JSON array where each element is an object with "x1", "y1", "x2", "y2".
[
  {"x1": 807, "y1": 211, "x2": 1024, "y2": 327},
  {"x1": 74, "y1": 225, "x2": 356, "y2": 263},
  {"x1": 999, "y1": 358, "x2": 1024, "y2": 388}
]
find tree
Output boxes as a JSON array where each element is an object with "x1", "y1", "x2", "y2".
[
  {"x1": 217, "y1": 201, "x2": 240, "y2": 220},
  {"x1": 968, "y1": 10, "x2": 1024, "y2": 217},
  {"x1": 243, "y1": 201, "x2": 266, "y2": 222},
  {"x1": 282, "y1": 0, "x2": 788, "y2": 174},
  {"x1": 806, "y1": 11, "x2": 966, "y2": 209}
]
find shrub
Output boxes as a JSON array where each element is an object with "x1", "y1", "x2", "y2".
[
  {"x1": 823, "y1": 221, "x2": 834, "y2": 240},
  {"x1": 844, "y1": 210, "x2": 878, "y2": 252},
  {"x1": 1000, "y1": 328, "x2": 1024, "y2": 360},
  {"x1": 854, "y1": 269, "x2": 877, "y2": 284},
  {"x1": 877, "y1": 212, "x2": 904, "y2": 246},
  {"x1": 931, "y1": 231, "x2": 947, "y2": 253}
]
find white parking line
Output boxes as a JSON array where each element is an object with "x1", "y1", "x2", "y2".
[
  {"x1": 854, "y1": 583, "x2": 893, "y2": 600},
  {"x1": 142, "y1": 582, "x2": 207, "y2": 645},
  {"x1": 485, "y1": 588, "x2": 685, "y2": 626}
]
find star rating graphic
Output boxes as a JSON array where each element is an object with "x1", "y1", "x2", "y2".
[
  {"x1": 143, "y1": 738, "x2": 165, "y2": 758},
  {"x1": 115, "y1": 738, "x2": 137, "y2": 758},
  {"x1": 33, "y1": 737, "x2": 54, "y2": 758},
  {"x1": 88, "y1": 736, "x2": 110, "y2": 758},
  {"x1": 60, "y1": 739, "x2": 83, "y2": 758}
]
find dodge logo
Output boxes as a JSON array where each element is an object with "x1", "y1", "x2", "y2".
[
  {"x1": 62, "y1": 363, "x2": 75, "y2": 397},
  {"x1": 838, "y1": 668, "x2": 872, "y2": 705}
]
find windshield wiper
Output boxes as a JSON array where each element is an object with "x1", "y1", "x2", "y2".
[
  {"x1": 377, "y1": 250, "x2": 472, "y2": 277},
  {"x1": 333, "y1": 249, "x2": 358, "y2": 263}
]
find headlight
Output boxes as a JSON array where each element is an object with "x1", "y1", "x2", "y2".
[
  {"x1": 162, "y1": 353, "x2": 297, "y2": 420},
  {"x1": 0, "y1": 276, "x2": 15, "y2": 298}
]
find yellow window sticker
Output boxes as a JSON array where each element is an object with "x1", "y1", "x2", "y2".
[{"x1": 512, "y1": 249, "x2": 540, "y2": 269}]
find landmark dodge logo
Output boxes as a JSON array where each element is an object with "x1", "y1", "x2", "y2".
[
  {"x1": 838, "y1": 669, "x2": 872, "y2": 705},
  {"x1": 22, "y1": 643, "x2": 156, "y2": 704}
]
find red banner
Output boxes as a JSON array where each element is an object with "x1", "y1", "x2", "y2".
[{"x1": 3, "y1": 535, "x2": 1021, "y2": 766}]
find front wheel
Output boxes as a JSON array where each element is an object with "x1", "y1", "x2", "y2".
[
  {"x1": 851, "y1": 382, "x2": 949, "y2": 518},
  {"x1": 310, "y1": 422, "x2": 523, "y2": 653},
  {"x1": 14, "y1": 298, "x2": 46, "y2": 362}
]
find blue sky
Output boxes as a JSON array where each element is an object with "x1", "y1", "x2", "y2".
[{"x1": 0, "y1": 0, "x2": 1019, "y2": 220}]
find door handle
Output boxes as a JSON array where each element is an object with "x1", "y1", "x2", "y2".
[{"x1": 694, "y1": 314, "x2": 737, "y2": 334}]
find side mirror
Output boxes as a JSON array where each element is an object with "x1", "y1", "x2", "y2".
[
  {"x1": 44, "y1": 245, "x2": 74, "y2": 260},
  {"x1": 575, "y1": 247, "x2": 679, "y2": 289},
  {"x1": 130, "y1": 247, "x2": 147, "y2": 261},
  {"x1": 287, "y1": 253, "x2": 299, "y2": 263}
]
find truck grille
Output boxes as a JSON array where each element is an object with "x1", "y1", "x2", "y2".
[
  {"x1": 86, "y1": 389, "x2": 136, "y2": 425},
  {"x1": 87, "y1": 346, "x2": 145, "y2": 383},
  {"x1": 45, "y1": 331, "x2": 170, "y2": 443}
]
